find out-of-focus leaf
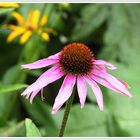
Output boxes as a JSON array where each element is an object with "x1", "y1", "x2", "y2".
[
  {"x1": 0, "y1": 121, "x2": 25, "y2": 137},
  {"x1": 22, "y1": 98, "x2": 58, "y2": 136},
  {"x1": 2, "y1": 65, "x2": 25, "y2": 84},
  {"x1": 0, "y1": 65, "x2": 26, "y2": 121},
  {"x1": 21, "y1": 38, "x2": 40, "y2": 62},
  {"x1": 0, "y1": 8, "x2": 14, "y2": 14},
  {"x1": 0, "y1": 84, "x2": 27, "y2": 95},
  {"x1": 100, "y1": 4, "x2": 140, "y2": 65},
  {"x1": 106, "y1": 113, "x2": 131, "y2": 136},
  {"x1": 19, "y1": 3, "x2": 43, "y2": 18},
  {"x1": 53, "y1": 104, "x2": 109, "y2": 136},
  {"x1": 70, "y1": 4, "x2": 108, "y2": 41},
  {"x1": 104, "y1": 62, "x2": 140, "y2": 136},
  {"x1": 0, "y1": 117, "x2": 7, "y2": 127},
  {"x1": 25, "y1": 118, "x2": 41, "y2": 137}
]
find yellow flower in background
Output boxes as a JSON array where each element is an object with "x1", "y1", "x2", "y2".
[
  {"x1": 0, "y1": 3, "x2": 19, "y2": 8},
  {"x1": 7, "y1": 9, "x2": 56, "y2": 44}
]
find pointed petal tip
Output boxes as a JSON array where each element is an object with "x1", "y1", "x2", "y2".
[
  {"x1": 29, "y1": 98, "x2": 33, "y2": 104},
  {"x1": 128, "y1": 94, "x2": 133, "y2": 98},
  {"x1": 21, "y1": 64, "x2": 29, "y2": 69},
  {"x1": 30, "y1": 101, "x2": 33, "y2": 104},
  {"x1": 21, "y1": 93, "x2": 25, "y2": 96},
  {"x1": 51, "y1": 110, "x2": 57, "y2": 115},
  {"x1": 98, "y1": 104, "x2": 104, "y2": 111},
  {"x1": 21, "y1": 65, "x2": 26, "y2": 69},
  {"x1": 123, "y1": 92, "x2": 133, "y2": 98},
  {"x1": 99, "y1": 107, "x2": 104, "y2": 111},
  {"x1": 25, "y1": 96, "x2": 29, "y2": 99},
  {"x1": 81, "y1": 104, "x2": 84, "y2": 109},
  {"x1": 111, "y1": 66, "x2": 117, "y2": 70}
]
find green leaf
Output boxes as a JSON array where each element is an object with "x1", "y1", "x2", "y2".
[
  {"x1": 0, "y1": 84, "x2": 27, "y2": 95},
  {"x1": 0, "y1": 121, "x2": 25, "y2": 137},
  {"x1": 70, "y1": 4, "x2": 108, "y2": 41},
  {"x1": 0, "y1": 65, "x2": 26, "y2": 121},
  {"x1": 104, "y1": 62, "x2": 140, "y2": 136},
  {"x1": 22, "y1": 98, "x2": 58, "y2": 136},
  {"x1": 25, "y1": 118, "x2": 41, "y2": 137},
  {"x1": 2, "y1": 65, "x2": 25, "y2": 84},
  {"x1": 0, "y1": 8, "x2": 14, "y2": 14},
  {"x1": 53, "y1": 104, "x2": 109, "y2": 136},
  {"x1": 100, "y1": 4, "x2": 140, "y2": 65}
]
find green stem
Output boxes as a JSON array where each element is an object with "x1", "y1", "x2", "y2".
[{"x1": 59, "y1": 90, "x2": 75, "y2": 137}]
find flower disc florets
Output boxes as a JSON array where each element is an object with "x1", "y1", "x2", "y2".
[{"x1": 59, "y1": 43, "x2": 94, "y2": 75}]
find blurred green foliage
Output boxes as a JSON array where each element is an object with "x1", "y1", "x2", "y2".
[{"x1": 0, "y1": 3, "x2": 140, "y2": 137}]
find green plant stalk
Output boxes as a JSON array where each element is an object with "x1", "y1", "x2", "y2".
[{"x1": 59, "y1": 90, "x2": 76, "y2": 137}]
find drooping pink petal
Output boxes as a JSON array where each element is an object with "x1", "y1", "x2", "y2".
[
  {"x1": 92, "y1": 70, "x2": 132, "y2": 97},
  {"x1": 34, "y1": 64, "x2": 61, "y2": 83},
  {"x1": 25, "y1": 91, "x2": 32, "y2": 99},
  {"x1": 91, "y1": 75, "x2": 127, "y2": 95},
  {"x1": 52, "y1": 75, "x2": 76, "y2": 114},
  {"x1": 21, "y1": 65, "x2": 59, "y2": 96},
  {"x1": 85, "y1": 76, "x2": 104, "y2": 111},
  {"x1": 77, "y1": 75, "x2": 87, "y2": 108},
  {"x1": 22, "y1": 64, "x2": 60, "y2": 99},
  {"x1": 29, "y1": 88, "x2": 44, "y2": 103},
  {"x1": 21, "y1": 67, "x2": 64, "y2": 97},
  {"x1": 118, "y1": 79, "x2": 130, "y2": 89},
  {"x1": 93, "y1": 60, "x2": 117, "y2": 70},
  {"x1": 21, "y1": 52, "x2": 61, "y2": 69},
  {"x1": 30, "y1": 89, "x2": 41, "y2": 103}
]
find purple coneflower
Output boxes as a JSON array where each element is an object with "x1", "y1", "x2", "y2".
[{"x1": 21, "y1": 43, "x2": 132, "y2": 114}]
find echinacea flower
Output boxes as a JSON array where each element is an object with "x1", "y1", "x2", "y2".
[
  {"x1": 21, "y1": 43, "x2": 132, "y2": 114},
  {"x1": 0, "y1": 3, "x2": 19, "y2": 8},
  {"x1": 7, "y1": 9, "x2": 56, "y2": 44}
]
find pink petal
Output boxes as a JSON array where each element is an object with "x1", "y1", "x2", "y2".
[
  {"x1": 22, "y1": 64, "x2": 60, "y2": 97},
  {"x1": 25, "y1": 91, "x2": 32, "y2": 99},
  {"x1": 21, "y1": 66, "x2": 64, "y2": 97},
  {"x1": 52, "y1": 74, "x2": 76, "y2": 114},
  {"x1": 91, "y1": 75, "x2": 127, "y2": 95},
  {"x1": 21, "y1": 65, "x2": 59, "y2": 96},
  {"x1": 77, "y1": 75, "x2": 87, "y2": 108},
  {"x1": 34, "y1": 64, "x2": 60, "y2": 83},
  {"x1": 93, "y1": 60, "x2": 117, "y2": 70},
  {"x1": 30, "y1": 88, "x2": 44, "y2": 103},
  {"x1": 93, "y1": 70, "x2": 132, "y2": 97},
  {"x1": 30, "y1": 89, "x2": 40, "y2": 103},
  {"x1": 85, "y1": 76, "x2": 104, "y2": 111},
  {"x1": 21, "y1": 52, "x2": 60, "y2": 69},
  {"x1": 118, "y1": 79, "x2": 130, "y2": 89}
]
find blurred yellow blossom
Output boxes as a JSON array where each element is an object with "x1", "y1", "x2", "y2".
[
  {"x1": 7, "y1": 9, "x2": 56, "y2": 44},
  {"x1": 0, "y1": 3, "x2": 19, "y2": 8}
]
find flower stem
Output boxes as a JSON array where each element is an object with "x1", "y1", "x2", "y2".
[{"x1": 59, "y1": 90, "x2": 75, "y2": 137}]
